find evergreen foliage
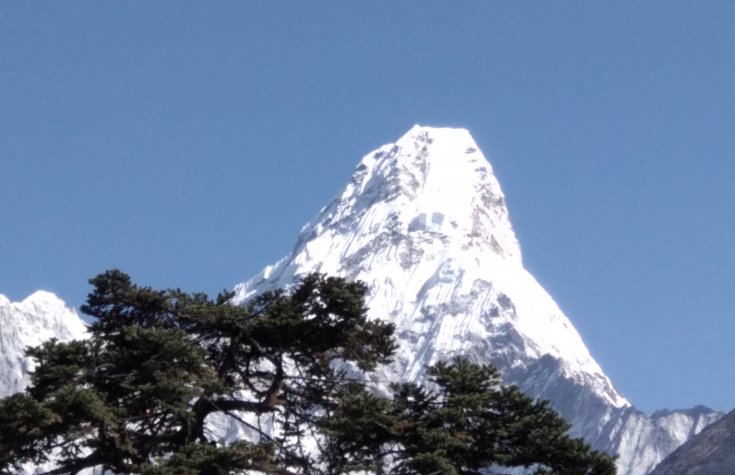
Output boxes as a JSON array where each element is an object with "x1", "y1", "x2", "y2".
[
  {"x1": 0, "y1": 270, "x2": 615, "y2": 474},
  {"x1": 321, "y1": 358, "x2": 615, "y2": 474}
]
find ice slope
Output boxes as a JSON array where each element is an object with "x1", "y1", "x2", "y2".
[
  {"x1": 0, "y1": 291, "x2": 88, "y2": 397},
  {"x1": 234, "y1": 125, "x2": 722, "y2": 475}
]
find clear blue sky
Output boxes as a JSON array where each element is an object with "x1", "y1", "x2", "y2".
[{"x1": 2, "y1": 2, "x2": 734, "y2": 413}]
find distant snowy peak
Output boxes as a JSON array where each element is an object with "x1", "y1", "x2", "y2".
[
  {"x1": 0, "y1": 291, "x2": 87, "y2": 397},
  {"x1": 0, "y1": 290, "x2": 84, "y2": 342}
]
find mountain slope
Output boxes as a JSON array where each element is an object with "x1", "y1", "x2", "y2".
[
  {"x1": 649, "y1": 409, "x2": 735, "y2": 474},
  {"x1": 233, "y1": 125, "x2": 722, "y2": 475}
]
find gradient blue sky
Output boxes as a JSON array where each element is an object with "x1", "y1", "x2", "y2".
[{"x1": 2, "y1": 2, "x2": 734, "y2": 413}]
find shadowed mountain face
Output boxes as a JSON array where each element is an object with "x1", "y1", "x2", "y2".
[
  {"x1": 233, "y1": 125, "x2": 722, "y2": 475},
  {"x1": 650, "y1": 410, "x2": 735, "y2": 475}
]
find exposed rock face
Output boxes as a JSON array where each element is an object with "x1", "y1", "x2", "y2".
[
  {"x1": 233, "y1": 125, "x2": 723, "y2": 475},
  {"x1": 650, "y1": 410, "x2": 735, "y2": 475}
]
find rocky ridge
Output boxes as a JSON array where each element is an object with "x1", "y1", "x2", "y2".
[{"x1": 649, "y1": 409, "x2": 735, "y2": 474}]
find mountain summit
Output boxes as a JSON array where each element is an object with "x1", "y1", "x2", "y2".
[
  {"x1": 235, "y1": 125, "x2": 721, "y2": 475},
  {"x1": 302, "y1": 124, "x2": 523, "y2": 263},
  {"x1": 237, "y1": 125, "x2": 623, "y2": 406}
]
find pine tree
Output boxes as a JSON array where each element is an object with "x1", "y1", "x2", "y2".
[
  {"x1": 321, "y1": 358, "x2": 616, "y2": 475},
  {"x1": 0, "y1": 270, "x2": 616, "y2": 475}
]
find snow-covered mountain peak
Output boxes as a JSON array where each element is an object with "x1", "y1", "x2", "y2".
[
  {"x1": 0, "y1": 126, "x2": 719, "y2": 475},
  {"x1": 235, "y1": 125, "x2": 624, "y2": 407},
  {"x1": 356, "y1": 125, "x2": 518, "y2": 259},
  {"x1": 232, "y1": 126, "x2": 726, "y2": 474},
  {"x1": 0, "y1": 291, "x2": 87, "y2": 397},
  {"x1": 282, "y1": 125, "x2": 521, "y2": 279},
  {"x1": 21, "y1": 290, "x2": 69, "y2": 310}
]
